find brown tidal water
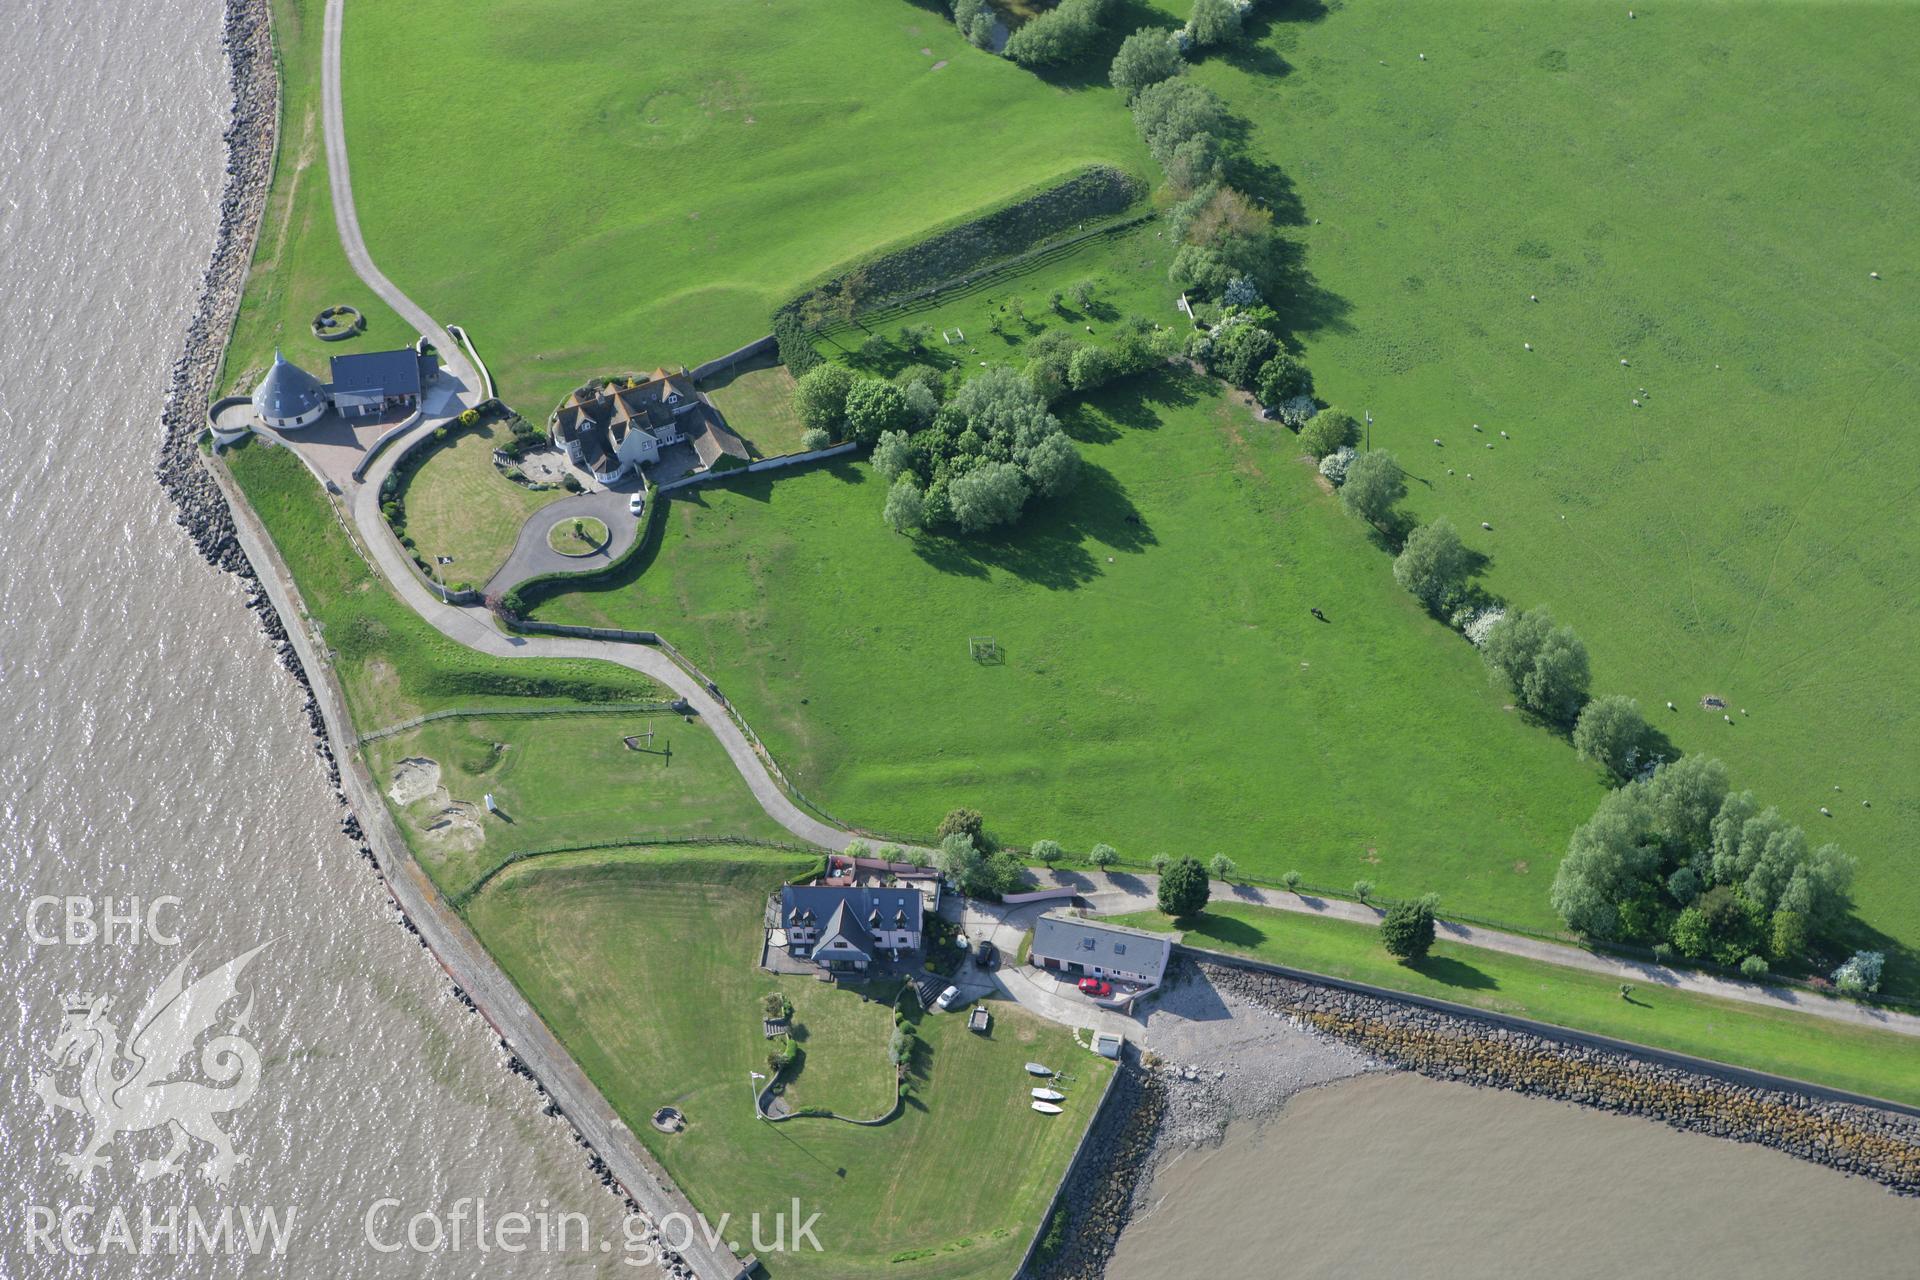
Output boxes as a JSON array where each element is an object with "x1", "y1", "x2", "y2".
[{"x1": 1108, "y1": 1072, "x2": 1920, "y2": 1280}]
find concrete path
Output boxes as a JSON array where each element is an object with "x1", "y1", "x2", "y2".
[
  {"x1": 1018, "y1": 869, "x2": 1920, "y2": 1040},
  {"x1": 484, "y1": 486, "x2": 642, "y2": 594},
  {"x1": 320, "y1": 0, "x2": 476, "y2": 392}
]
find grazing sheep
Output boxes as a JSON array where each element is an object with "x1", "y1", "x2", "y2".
[
  {"x1": 1446, "y1": 468, "x2": 1455, "y2": 475},
  {"x1": 1466, "y1": 473, "x2": 1474, "y2": 480},
  {"x1": 1870, "y1": 271, "x2": 1880, "y2": 279},
  {"x1": 1486, "y1": 442, "x2": 1494, "y2": 449},
  {"x1": 1864, "y1": 800, "x2": 1872, "y2": 808},
  {"x1": 1724, "y1": 714, "x2": 1734, "y2": 723},
  {"x1": 1834, "y1": 785, "x2": 1842, "y2": 792},
  {"x1": 1481, "y1": 521, "x2": 1492, "y2": 530},
  {"x1": 1820, "y1": 807, "x2": 1832, "y2": 817},
  {"x1": 1524, "y1": 342, "x2": 1533, "y2": 351},
  {"x1": 1499, "y1": 430, "x2": 1509, "y2": 438},
  {"x1": 1621, "y1": 358, "x2": 1630, "y2": 366},
  {"x1": 1434, "y1": 438, "x2": 1444, "y2": 446},
  {"x1": 1632, "y1": 398, "x2": 1641, "y2": 406},
  {"x1": 1473, "y1": 422, "x2": 1482, "y2": 430},
  {"x1": 1666, "y1": 701, "x2": 1676, "y2": 710},
  {"x1": 1530, "y1": 294, "x2": 1539, "y2": 302},
  {"x1": 1419, "y1": 53, "x2": 1427, "y2": 61}
]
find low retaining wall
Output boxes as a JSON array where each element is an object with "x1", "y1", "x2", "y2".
[
  {"x1": 658, "y1": 441, "x2": 858, "y2": 494},
  {"x1": 512, "y1": 619, "x2": 660, "y2": 644},
  {"x1": 689, "y1": 333, "x2": 775, "y2": 385},
  {"x1": 1002, "y1": 887, "x2": 1080, "y2": 906},
  {"x1": 207, "y1": 394, "x2": 254, "y2": 444},
  {"x1": 352, "y1": 408, "x2": 424, "y2": 482},
  {"x1": 1013, "y1": 1052, "x2": 1124, "y2": 1279},
  {"x1": 447, "y1": 323, "x2": 494, "y2": 401}
]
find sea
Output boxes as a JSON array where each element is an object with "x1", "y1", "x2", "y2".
[{"x1": 0, "y1": 2, "x2": 637, "y2": 1275}]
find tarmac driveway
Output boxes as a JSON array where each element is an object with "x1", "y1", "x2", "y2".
[{"x1": 484, "y1": 485, "x2": 642, "y2": 593}]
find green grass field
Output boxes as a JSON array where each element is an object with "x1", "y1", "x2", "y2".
[
  {"x1": 534, "y1": 366, "x2": 1602, "y2": 930},
  {"x1": 220, "y1": 0, "x2": 416, "y2": 397},
  {"x1": 338, "y1": 0, "x2": 1148, "y2": 410},
  {"x1": 224, "y1": 437, "x2": 659, "y2": 725},
  {"x1": 702, "y1": 359, "x2": 810, "y2": 459},
  {"x1": 466, "y1": 848, "x2": 1113, "y2": 1280},
  {"x1": 1123, "y1": 0, "x2": 1920, "y2": 978},
  {"x1": 399, "y1": 420, "x2": 566, "y2": 583},
  {"x1": 366, "y1": 711, "x2": 799, "y2": 897},
  {"x1": 1109, "y1": 902, "x2": 1920, "y2": 1109}
]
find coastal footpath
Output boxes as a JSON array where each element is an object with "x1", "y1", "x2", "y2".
[{"x1": 151, "y1": 4, "x2": 737, "y2": 1277}]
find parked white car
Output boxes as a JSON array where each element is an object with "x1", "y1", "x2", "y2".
[
  {"x1": 934, "y1": 985, "x2": 962, "y2": 1011},
  {"x1": 628, "y1": 492, "x2": 646, "y2": 516}
]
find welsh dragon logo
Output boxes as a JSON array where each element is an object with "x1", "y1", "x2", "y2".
[{"x1": 32, "y1": 945, "x2": 266, "y2": 1186}]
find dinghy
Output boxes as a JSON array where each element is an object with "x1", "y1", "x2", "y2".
[
  {"x1": 1031, "y1": 1101, "x2": 1063, "y2": 1115},
  {"x1": 1031, "y1": 1088, "x2": 1065, "y2": 1102},
  {"x1": 1024, "y1": 1062, "x2": 1054, "y2": 1076}
]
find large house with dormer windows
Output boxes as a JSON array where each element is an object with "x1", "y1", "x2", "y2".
[
  {"x1": 549, "y1": 368, "x2": 748, "y2": 483},
  {"x1": 777, "y1": 884, "x2": 923, "y2": 974}
]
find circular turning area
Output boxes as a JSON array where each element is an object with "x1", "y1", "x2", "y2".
[
  {"x1": 650, "y1": 1106, "x2": 685, "y2": 1134},
  {"x1": 547, "y1": 516, "x2": 609, "y2": 557},
  {"x1": 311, "y1": 303, "x2": 364, "y2": 341}
]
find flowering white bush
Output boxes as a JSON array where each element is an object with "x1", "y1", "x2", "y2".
[
  {"x1": 1223, "y1": 276, "x2": 1262, "y2": 308},
  {"x1": 1318, "y1": 445, "x2": 1355, "y2": 485},
  {"x1": 1276, "y1": 394, "x2": 1317, "y2": 428},
  {"x1": 1461, "y1": 605, "x2": 1507, "y2": 648},
  {"x1": 1832, "y1": 950, "x2": 1885, "y2": 994}
]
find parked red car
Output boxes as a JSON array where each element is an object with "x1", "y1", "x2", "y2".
[{"x1": 1077, "y1": 977, "x2": 1112, "y2": 998}]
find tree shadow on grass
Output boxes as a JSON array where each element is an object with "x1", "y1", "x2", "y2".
[
  {"x1": 1196, "y1": 913, "x2": 1269, "y2": 952},
  {"x1": 911, "y1": 461, "x2": 1154, "y2": 590},
  {"x1": 1407, "y1": 954, "x2": 1497, "y2": 991}
]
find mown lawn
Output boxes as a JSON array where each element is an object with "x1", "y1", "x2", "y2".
[
  {"x1": 339, "y1": 0, "x2": 1149, "y2": 410},
  {"x1": 365, "y1": 711, "x2": 799, "y2": 897},
  {"x1": 534, "y1": 365, "x2": 1602, "y2": 932},
  {"x1": 1108, "y1": 903, "x2": 1920, "y2": 1109},
  {"x1": 220, "y1": 0, "x2": 416, "y2": 398},
  {"x1": 703, "y1": 360, "x2": 809, "y2": 459},
  {"x1": 1130, "y1": 0, "x2": 1920, "y2": 983},
  {"x1": 466, "y1": 848, "x2": 1112, "y2": 1280},
  {"x1": 224, "y1": 437, "x2": 658, "y2": 725},
  {"x1": 398, "y1": 420, "x2": 567, "y2": 584}
]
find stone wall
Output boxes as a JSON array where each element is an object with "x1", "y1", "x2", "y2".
[{"x1": 1203, "y1": 960, "x2": 1920, "y2": 1195}]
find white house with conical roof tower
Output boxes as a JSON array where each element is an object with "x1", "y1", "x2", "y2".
[{"x1": 252, "y1": 349, "x2": 330, "y2": 429}]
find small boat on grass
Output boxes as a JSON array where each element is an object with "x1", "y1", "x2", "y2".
[
  {"x1": 1031, "y1": 1101, "x2": 1063, "y2": 1115},
  {"x1": 1031, "y1": 1088, "x2": 1065, "y2": 1102},
  {"x1": 1024, "y1": 1062, "x2": 1054, "y2": 1077}
]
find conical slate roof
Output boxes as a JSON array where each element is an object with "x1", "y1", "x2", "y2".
[{"x1": 252, "y1": 349, "x2": 328, "y2": 420}]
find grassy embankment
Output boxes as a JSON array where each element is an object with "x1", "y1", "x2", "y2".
[
  {"x1": 223, "y1": 437, "x2": 658, "y2": 726},
  {"x1": 339, "y1": 0, "x2": 1149, "y2": 410},
  {"x1": 364, "y1": 710, "x2": 798, "y2": 897},
  {"x1": 220, "y1": 0, "x2": 414, "y2": 398},
  {"x1": 535, "y1": 364, "x2": 1601, "y2": 932},
  {"x1": 1130, "y1": 0, "x2": 1920, "y2": 983},
  {"x1": 1109, "y1": 903, "x2": 1920, "y2": 1109},
  {"x1": 467, "y1": 848, "x2": 1113, "y2": 1280}
]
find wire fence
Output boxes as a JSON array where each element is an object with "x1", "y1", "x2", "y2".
[
  {"x1": 358, "y1": 700, "x2": 681, "y2": 745},
  {"x1": 451, "y1": 835, "x2": 821, "y2": 906}
]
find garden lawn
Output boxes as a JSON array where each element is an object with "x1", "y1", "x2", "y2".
[
  {"x1": 1109, "y1": 903, "x2": 1920, "y2": 1110},
  {"x1": 702, "y1": 359, "x2": 809, "y2": 459},
  {"x1": 338, "y1": 0, "x2": 1148, "y2": 411},
  {"x1": 466, "y1": 848, "x2": 1111, "y2": 1280},
  {"x1": 223, "y1": 437, "x2": 659, "y2": 725},
  {"x1": 1144, "y1": 1, "x2": 1920, "y2": 985},
  {"x1": 221, "y1": 0, "x2": 416, "y2": 399},
  {"x1": 365, "y1": 711, "x2": 799, "y2": 898},
  {"x1": 534, "y1": 366, "x2": 1603, "y2": 932},
  {"x1": 399, "y1": 420, "x2": 567, "y2": 584}
]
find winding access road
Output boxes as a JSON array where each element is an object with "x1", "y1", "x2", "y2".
[{"x1": 300, "y1": 18, "x2": 1919, "y2": 1246}]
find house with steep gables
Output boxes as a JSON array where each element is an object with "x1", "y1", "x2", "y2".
[
  {"x1": 549, "y1": 368, "x2": 747, "y2": 483},
  {"x1": 778, "y1": 884, "x2": 922, "y2": 973}
]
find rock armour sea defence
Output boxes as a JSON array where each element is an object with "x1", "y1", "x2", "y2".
[{"x1": 1203, "y1": 961, "x2": 1920, "y2": 1196}]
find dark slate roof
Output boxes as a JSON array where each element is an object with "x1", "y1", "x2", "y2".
[
  {"x1": 813, "y1": 900, "x2": 872, "y2": 958},
  {"x1": 780, "y1": 885, "x2": 921, "y2": 938},
  {"x1": 1030, "y1": 912, "x2": 1174, "y2": 982},
  {"x1": 328, "y1": 348, "x2": 425, "y2": 399},
  {"x1": 252, "y1": 350, "x2": 329, "y2": 419}
]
